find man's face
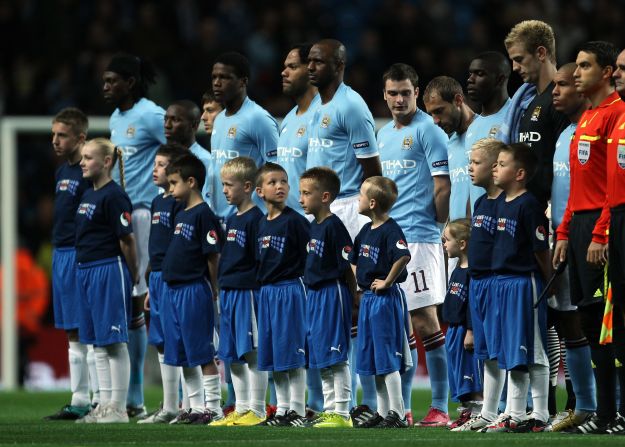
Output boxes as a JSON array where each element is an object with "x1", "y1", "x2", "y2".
[
  {"x1": 574, "y1": 51, "x2": 609, "y2": 96},
  {"x1": 102, "y1": 71, "x2": 132, "y2": 105},
  {"x1": 423, "y1": 92, "x2": 461, "y2": 135},
  {"x1": 201, "y1": 101, "x2": 222, "y2": 134},
  {"x1": 212, "y1": 63, "x2": 244, "y2": 105},
  {"x1": 507, "y1": 43, "x2": 541, "y2": 84},
  {"x1": 282, "y1": 49, "x2": 310, "y2": 97},
  {"x1": 383, "y1": 79, "x2": 418, "y2": 122},
  {"x1": 553, "y1": 68, "x2": 586, "y2": 116},
  {"x1": 467, "y1": 59, "x2": 499, "y2": 104},
  {"x1": 164, "y1": 105, "x2": 195, "y2": 145},
  {"x1": 307, "y1": 43, "x2": 338, "y2": 89},
  {"x1": 614, "y1": 50, "x2": 625, "y2": 97}
]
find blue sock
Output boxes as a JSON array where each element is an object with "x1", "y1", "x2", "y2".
[
  {"x1": 423, "y1": 332, "x2": 448, "y2": 413},
  {"x1": 268, "y1": 372, "x2": 277, "y2": 406},
  {"x1": 127, "y1": 324, "x2": 147, "y2": 407},
  {"x1": 566, "y1": 341, "x2": 597, "y2": 412},
  {"x1": 499, "y1": 375, "x2": 507, "y2": 413},
  {"x1": 306, "y1": 368, "x2": 324, "y2": 412},
  {"x1": 349, "y1": 341, "x2": 358, "y2": 408},
  {"x1": 360, "y1": 374, "x2": 377, "y2": 410},
  {"x1": 224, "y1": 361, "x2": 235, "y2": 407},
  {"x1": 401, "y1": 348, "x2": 418, "y2": 411}
]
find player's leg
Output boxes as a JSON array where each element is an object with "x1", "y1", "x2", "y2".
[
  {"x1": 545, "y1": 324, "x2": 560, "y2": 418},
  {"x1": 86, "y1": 345, "x2": 99, "y2": 407}
]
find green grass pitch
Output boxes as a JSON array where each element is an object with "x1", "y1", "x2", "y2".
[{"x1": 0, "y1": 388, "x2": 621, "y2": 446}]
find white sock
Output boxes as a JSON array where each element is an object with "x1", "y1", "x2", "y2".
[
  {"x1": 273, "y1": 370, "x2": 290, "y2": 415},
  {"x1": 320, "y1": 367, "x2": 336, "y2": 412},
  {"x1": 180, "y1": 370, "x2": 190, "y2": 410},
  {"x1": 106, "y1": 343, "x2": 130, "y2": 413},
  {"x1": 182, "y1": 366, "x2": 204, "y2": 413},
  {"x1": 331, "y1": 362, "x2": 351, "y2": 417},
  {"x1": 384, "y1": 371, "x2": 404, "y2": 417},
  {"x1": 508, "y1": 369, "x2": 530, "y2": 422},
  {"x1": 374, "y1": 375, "x2": 390, "y2": 417},
  {"x1": 481, "y1": 359, "x2": 506, "y2": 421},
  {"x1": 68, "y1": 341, "x2": 90, "y2": 407},
  {"x1": 230, "y1": 362, "x2": 250, "y2": 414},
  {"x1": 288, "y1": 368, "x2": 306, "y2": 416},
  {"x1": 87, "y1": 345, "x2": 99, "y2": 404},
  {"x1": 158, "y1": 353, "x2": 180, "y2": 414},
  {"x1": 244, "y1": 350, "x2": 267, "y2": 417},
  {"x1": 94, "y1": 347, "x2": 111, "y2": 405},
  {"x1": 529, "y1": 363, "x2": 549, "y2": 422},
  {"x1": 203, "y1": 374, "x2": 223, "y2": 416}
]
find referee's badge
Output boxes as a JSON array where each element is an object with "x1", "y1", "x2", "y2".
[
  {"x1": 618, "y1": 141, "x2": 625, "y2": 169},
  {"x1": 577, "y1": 140, "x2": 590, "y2": 165}
]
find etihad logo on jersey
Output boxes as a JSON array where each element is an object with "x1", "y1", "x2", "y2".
[
  {"x1": 213, "y1": 149, "x2": 240, "y2": 159},
  {"x1": 402, "y1": 136, "x2": 413, "y2": 150},
  {"x1": 497, "y1": 217, "x2": 517, "y2": 237},
  {"x1": 307, "y1": 238, "x2": 325, "y2": 257},
  {"x1": 206, "y1": 230, "x2": 218, "y2": 245},
  {"x1": 472, "y1": 215, "x2": 496, "y2": 235},
  {"x1": 530, "y1": 106, "x2": 541, "y2": 122},
  {"x1": 553, "y1": 161, "x2": 569, "y2": 176},
  {"x1": 126, "y1": 125, "x2": 136, "y2": 138},
  {"x1": 450, "y1": 165, "x2": 469, "y2": 181},
  {"x1": 535, "y1": 225, "x2": 547, "y2": 242},
  {"x1": 116, "y1": 145, "x2": 138, "y2": 159},
  {"x1": 382, "y1": 159, "x2": 417, "y2": 171},
  {"x1": 258, "y1": 235, "x2": 286, "y2": 254},
  {"x1": 152, "y1": 211, "x2": 172, "y2": 227},
  {"x1": 308, "y1": 137, "x2": 333, "y2": 150},
  {"x1": 174, "y1": 222, "x2": 195, "y2": 241},
  {"x1": 56, "y1": 179, "x2": 80, "y2": 196},
  {"x1": 321, "y1": 115, "x2": 331, "y2": 128},
  {"x1": 120, "y1": 212, "x2": 131, "y2": 227},
  {"x1": 77, "y1": 202, "x2": 96, "y2": 219},
  {"x1": 618, "y1": 142, "x2": 625, "y2": 169},
  {"x1": 277, "y1": 146, "x2": 304, "y2": 159},
  {"x1": 296, "y1": 126, "x2": 306, "y2": 137},
  {"x1": 519, "y1": 132, "x2": 541, "y2": 144},
  {"x1": 227, "y1": 229, "x2": 247, "y2": 247},
  {"x1": 227, "y1": 126, "x2": 237, "y2": 139},
  {"x1": 448, "y1": 281, "x2": 467, "y2": 301},
  {"x1": 359, "y1": 244, "x2": 379, "y2": 264}
]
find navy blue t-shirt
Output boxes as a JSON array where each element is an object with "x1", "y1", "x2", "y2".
[
  {"x1": 468, "y1": 192, "x2": 503, "y2": 278},
  {"x1": 492, "y1": 191, "x2": 549, "y2": 274},
  {"x1": 219, "y1": 206, "x2": 263, "y2": 290},
  {"x1": 148, "y1": 194, "x2": 184, "y2": 272},
  {"x1": 53, "y1": 162, "x2": 90, "y2": 247},
  {"x1": 442, "y1": 266, "x2": 472, "y2": 328},
  {"x1": 162, "y1": 202, "x2": 223, "y2": 284},
  {"x1": 256, "y1": 207, "x2": 310, "y2": 285},
  {"x1": 304, "y1": 214, "x2": 353, "y2": 288},
  {"x1": 349, "y1": 218, "x2": 411, "y2": 290},
  {"x1": 75, "y1": 181, "x2": 133, "y2": 263}
]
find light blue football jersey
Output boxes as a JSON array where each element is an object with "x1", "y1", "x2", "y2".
[
  {"x1": 552, "y1": 123, "x2": 575, "y2": 230},
  {"x1": 306, "y1": 83, "x2": 378, "y2": 198},
  {"x1": 210, "y1": 97, "x2": 279, "y2": 219},
  {"x1": 378, "y1": 110, "x2": 449, "y2": 243},
  {"x1": 277, "y1": 94, "x2": 321, "y2": 212},
  {"x1": 465, "y1": 99, "x2": 512, "y2": 210},
  {"x1": 109, "y1": 98, "x2": 166, "y2": 208},
  {"x1": 189, "y1": 141, "x2": 213, "y2": 206},
  {"x1": 447, "y1": 131, "x2": 471, "y2": 221}
]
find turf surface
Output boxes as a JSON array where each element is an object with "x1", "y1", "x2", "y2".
[{"x1": 0, "y1": 388, "x2": 621, "y2": 446}]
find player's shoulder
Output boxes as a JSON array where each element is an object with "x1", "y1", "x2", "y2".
[{"x1": 243, "y1": 97, "x2": 276, "y2": 124}]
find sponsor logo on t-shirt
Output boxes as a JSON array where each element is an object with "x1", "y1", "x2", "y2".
[
  {"x1": 227, "y1": 229, "x2": 247, "y2": 247},
  {"x1": 473, "y1": 215, "x2": 497, "y2": 235},
  {"x1": 353, "y1": 141, "x2": 370, "y2": 149},
  {"x1": 497, "y1": 217, "x2": 517, "y2": 237},
  {"x1": 432, "y1": 160, "x2": 448, "y2": 168},
  {"x1": 396, "y1": 239, "x2": 408, "y2": 250},
  {"x1": 448, "y1": 281, "x2": 467, "y2": 301},
  {"x1": 307, "y1": 238, "x2": 325, "y2": 257},
  {"x1": 258, "y1": 235, "x2": 286, "y2": 253},
  {"x1": 152, "y1": 211, "x2": 171, "y2": 227},
  {"x1": 535, "y1": 225, "x2": 547, "y2": 241},
  {"x1": 359, "y1": 244, "x2": 379, "y2": 263},
  {"x1": 56, "y1": 179, "x2": 80, "y2": 195},
  {"x1": 77, "y1": 203, "x2": 96, "y2": 219},
  {"x1": 174, "y1": 222, "x2": 194, "y2": 241},
  {"x1": 341, "y1": 245, "x2": 351, "y2": 260}
]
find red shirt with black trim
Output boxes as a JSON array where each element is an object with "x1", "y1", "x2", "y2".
[
  {"x1": 607, "y1": 111, "x2": 625, "y2": 208},
  {"x1": 556, "y1": 91, "x2": 625, "y2": 244}
]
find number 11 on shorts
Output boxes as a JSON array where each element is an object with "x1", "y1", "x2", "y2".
[{"x1": 411, "y1": 269, "x2": 429, "y2": 293}]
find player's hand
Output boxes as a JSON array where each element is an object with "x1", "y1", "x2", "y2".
[
  {"x1": 144, "y1": 292, "x2": 150, "y2": 312},
  {"x1": 370, "y1": 279, "x2": 390, "y2": 295},
  {"x1": 587, "y1": 241, "x2": 608, "y2": 267},
  {"x1": 553, "y1": 240, "x2": 568, "y2": 269},
  {"x1": 464, "y1": 329, "x2": 474, "y2": 351}
]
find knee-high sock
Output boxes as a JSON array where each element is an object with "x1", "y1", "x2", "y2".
[
  {"x1": 320, "y1": 367, "x2": 336, "y2": 412},
  {"x1": 288, "y1": 368, "x2": 306, "y2": 416},
  {"x1": 546, "y1": 326, "x2": 560, "y2": 416},
  {"x1": 68, "y1": 341, "x2": 90, "y2": 407},
  {"x1": 244, "y1": 351, "x2": 267, "y2": 418},
  {"x1": 331, "y1": 362, "x2": 351, "y2": 417},
  {"x1": 203, "y1": 374, "x2": 223, "y2": 416},
  {"x1": 385, "y1": 371, "x2": 404, "y2": 417},
  {"x1": 508, "y1": 369, "x2": 530, "y2": 422},
  {"x1": 223, "y1": 361, "x2": 236, "y2": 408},
  {"x1": 481, "y1": 359, "x2": 506, "y2": 421},
  {"x1": 360, "y1": 374, "x2": 377, "y2": 410},
  {"x1": 565, "y1": 338, "x2": 596, "y2": 413},
  {"x1": 529, "y1": 363, "x2": 549, "y2": 422},
  {"x1": 306, "y1": 368, "x2": 324, "y2": 413},
  {"x1": 272, "y1": 371, "x2": 290, "y2": 415},
  {"x1": 590, "y1": 342, "x2": 617, "y2": 420},
  {"x1": 401, "y1": 345, "x2": 418, "y2": 412},
  {"x1": 180, "y1": 370, "x2": 190, "y2": 410},
  {"x1": 157, "y1": 353, "x2": 180, "y2": 414},
  {"x1": 86, "y1": 345, "x2": 99, "y2": 404},
  {"x1": 182, "y1": 366, "x2": 204, "y2": 413},
  {"x1": 423, "y1": 331, "x2": 449, "y2": 413},
  {"x1": 94, "y1": 347, "x2": 111, "y2": 405},
  {"x1": 230, "y1": 362, "x2": 250, "y2": 414},
  {"x1": 374, "y1": 375, "x2": 389, "y2": 417},
  {"x1": 127, "y1": 321, "x2": 147, "y2": 408},
  {"x1": 107, "y1": 343, "x2": 130, "y2": 413},
  {"x1": 561, "y1": 340, "x2": 577, "y2": 411}
]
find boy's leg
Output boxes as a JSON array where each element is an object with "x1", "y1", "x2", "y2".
[
  {"x1": 384, "y1": 371, "x2": 404, "y2": 418},
  {"x1": 288, "y1": 367, "x2": 306, "y2": 416},
  {"x1": 331, "y1": 362, "x2": 351, "y2": 417},
  {"x1": 320, "y1": 367, "x2": 336, "y2": 411},
  {"x1": 508, "y1": 369, "x2": 530, "y2": 423},
  {"x1": 182, "y1": 366, "x2": 205, "y2": 413},
  {"x1": 374, "y1": 375, "x2": 390, "y2": 417},
  {"x1": 106, "y1": 342, "x2": 131, "y2": 415},
  {"x1": 202, "y1": 361, "x2": 223, "y2": 417},
  {"x1": 243, "y1": 350, "x2": 268, "y2": 418},
  {"x1": 68, "y1": 337, "x2": 90, "y2": 407},
  {"x1": 272, "y1": 370, "x2": 290, "y2": 416},
  {"x1": 306, "y1": 368, "x2": 324, "y2": 414},
  {"x1": 94, "y1": 347, "x2": 112, "y2": 406},
  {"x1": 229, "y1": 361, "x2": 250, "y2": 414},
  {"x1": 87, "y1": 345, "x2": 100, "y2": 406}
]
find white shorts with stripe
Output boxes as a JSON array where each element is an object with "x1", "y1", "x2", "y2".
[
  {"x1": 399, "y1": 242, "x2": 446, "y2": 311},
  {"x1": 330, "y1": 194, "x2": 370, "y2": 242}
]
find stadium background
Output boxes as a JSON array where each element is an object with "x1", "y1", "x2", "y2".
[{"x1": 3, "y1": 0, "x2": 625, "y2": 387}]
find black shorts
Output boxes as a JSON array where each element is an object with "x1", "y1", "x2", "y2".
[
  {"x1": 568, "y1": 210, "x2": 608, "y2": 307},
  {"x1": 610, "y1": 206, "x2": 625, "y2": 306}
]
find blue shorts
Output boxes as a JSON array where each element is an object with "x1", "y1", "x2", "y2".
[
  {"x1": 147, "y1": 271, "x2": 166, "y2": 348},
  {"x1": 306, "y1": 280, "x2": 352, "y2": 369},
  {"x1": 469, "y1": 275, "x2": 501, "y2": 361},
  {"x1": 52, "y1": 247, "x2": 81, "y2": 330},
  {"x1": 162, "y1": 279, "x2": 216, "y2": 367},
  {"x1": 77, "y1": 256, "x2": 132, "y2": 346},
  {"x1": 496, "y1": 274, "x2": 548, "y2": 370},
  {"x1": 217, "y1": 288, "x2": 259, "y2": 363},
  {"x1": 356, "y1": 285, "x2": 412, "y2": 376},
  {"x1": 446, "y1": 325, "x2": 483, "y2": 401},
  {"x1": 257, "y1": 279, "x2": 307, "y2": 372}
]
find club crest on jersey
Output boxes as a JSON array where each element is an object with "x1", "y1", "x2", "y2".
[
  {"x1": 359, "y1": 244, "x2": 379, "y2": 263},
  {"x1": 530, "y1": 106, "x2": 541, "y2": 122},
  {"x1": 401, "y1": 136, "x2": 413, "y2": 150},
  {"x1": 396, "y1": 239, "x2": 408, "y2": 250},
  {"x1": 120, "y1": 212, "x2": 131, "y2": 227},
  {"x1": 56, "y1": 179, "x2": 80, "y2": 195},
  {"x1": 126, "y1": 125, "x2": 136, "y2": 138},
  {"x1": 488, "y1": 125, "x2": 499, "y2": 137},
  {"x1": 577, "y1": 140, "x2": 590, "y2": 165},
  {"x1": 618, "y1": 143, "x2": 625, "y2": 169},
  {"x1": 227, "y1": 126, "x2": 237, "y2": 139},
  {"x1": 206, "y1": 230, "x2": 218, "y2": 245},
  {"x1": 296, "y1": 126, "x2": 306, "y2": 138},
  {"x1": 307, "y1": 238, "x2": 324, "y2": 256},
  {"x1": 321, "y1": 115, "x2": 331, "y2": 128},
  {"x1": 77, "y1": 203, "x2": 96, "y2": 219},
  {"x1": 535, "y1": 225, "x2": 547, "y2": 241},
  {"x1": 342, "y1": 245, "x2": 352, "y2": 260},
  {"x1": 174, "y1": 222, "x2": 194, "y2": 240}
]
